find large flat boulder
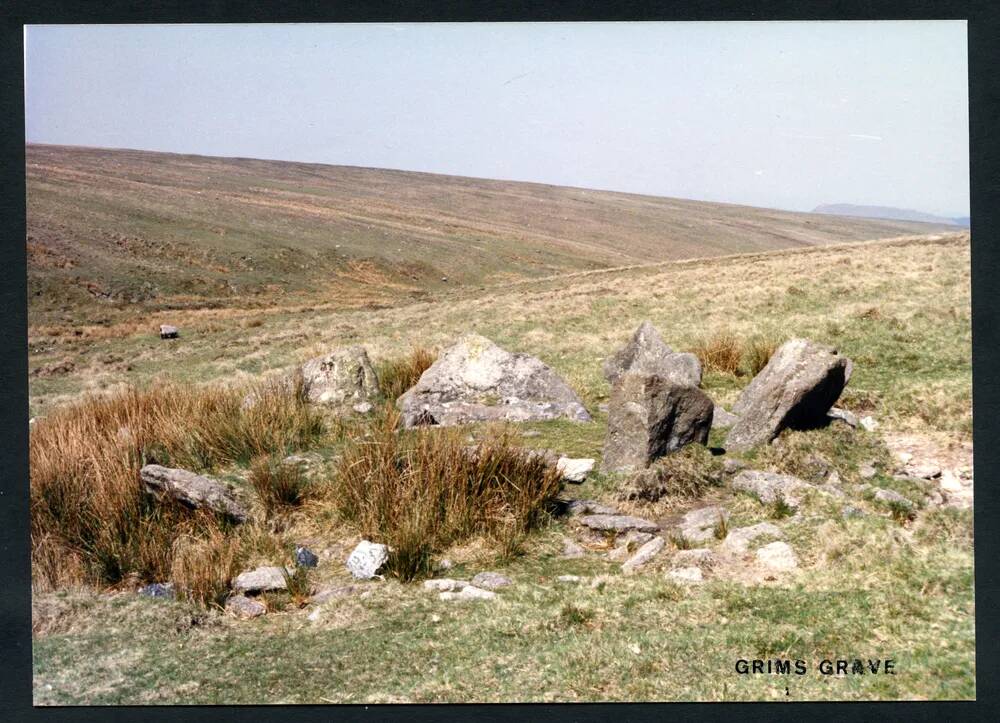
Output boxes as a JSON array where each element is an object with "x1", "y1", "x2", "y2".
[
  {"x1": 603, "y1": 321, "x2": 702, "y2": 387},
  {"x1": 731, "y1": 470, "x2": 812, "y2": 509},
  {"x1": 140, "y1": 465, "x2": 248, "y2": 523},
  {"x1": 300, "y1": 346, "x2": 381, "y2": 411},
  {"x1": 397, "y1": 334, "x2": 591, "y2": 427},
  {"x1": 725, "y1": 339, "x2": 851, "y2": 451},
  {"x1": 602, "y1": 372, "x2": 714, "y2": 473}
]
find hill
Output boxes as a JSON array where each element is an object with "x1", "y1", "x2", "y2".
[
  {"x1": 27, "y1": 144, "x2": 957, "y2": 324},
  {"x1": 813, "y1": 203, "x2": 969, "y2": 228}
]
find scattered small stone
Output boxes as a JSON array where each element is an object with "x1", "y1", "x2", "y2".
[
  {"x1": 827, "y1": 407, "x2": 859, "y2": 427},
  {"x1": 731, "y1": 470, "x2": 811, "y2": 509},
  {"x1": 310, "y1": 585, "x2": 358, "y2": 604},
  {"x1": 590, "y1": 574, "x2": 614, "y2": 590},
  {"x1": 720, "y1": 522, "x2": 783, "y2": 554},
  {"x1": 621, "y1": 536, "x2": 666, "y2": 574},
  {"x1": 578, "y1": 514, "x2": 659, "y2": 534},
  {"x1": 233, "y1": 566, "x2": 289, "y2": 593},
  {"x1": 676, "y1": 506, "x2": 729, "y2": 544},
  {"x1": 564, "y1": 499, "x2": 619, "y2": 517},
  {"x1": 159, "y1": 324, "x2": 179, "y2": 339},
  {"x1": 755, "y1": 541, "x2": 799, "y2": 571},
  {"x1": 346, "y1": 540, "x2": 389, "y2": 579},
  {"x1": 471, "y1": 571, "x2": 512, "y2": 590},
  {"x1": 521, "y1": 430, "x2": 542, "y2": 437},
  {"x1": 138, "y1": 582, "x2": 175, "y2": 599},
  {"x1": 827, "y1": 470, "x2": 842, "y2": 485},
  {"x1": 672, "y1": 548, "x2": 717, "y2": 569},
  {"x1": 561, "y1": 538, "x2": 586, "y2": 558},
  {"x1": 556, "y1": 575, "x2": 582, "y2": 584},
  {"x1": 295, "y1": 546, "x2": 319, "y2": 568},
  {"x1": 859, "y1": 463, "x2": 877, "y2": 479},
  {"x1": 841, "y1": 505, "x2": 866, "y2": 519},
  {"x1": 667, "y1": 566, "x2": 704, "y2": 584},
  {"x1": 225, "y1": 594, "x2": 266, "y2": 619},
  {"x1": 423, "y1": 579, "x2": 467, "y2": 592},
  {"x1": 859, "y1": 416, "x2": 879, "y2": 432},
  {"x1": 439, "y1": 585, "x2": 496, "y2": 601},
  {"x1": 556, "y1": 457, "x2": 596, "y2": 483},
  {"x1": 905, "y1": 462, "x2": 942, "y2": 480}
]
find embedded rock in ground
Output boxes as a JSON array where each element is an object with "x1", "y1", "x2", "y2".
[
  {"x1": 725, "y1": 338, "x2": 851, "y2": 451},
  {"x1": 731, "y1": 470, "x2": 812, "y2": 509},
  {"x1": 722, "y1": 458, "x2": 747, "y2": 475},
  {"x1": 423, "y1": 579, "x2": 468, "y2": 592},
  {"x1": 720, "y1": 522, "x2": 784, "y2": 554},
  {"x1": 557, "y1": 457, "x2": 596, "y2": 483},
  {"x1": 300, "y1": 346, "x2": 381, "y2": 411},
  {"x1": 603, "y1": 320, "x2": 702, "y2": 388},
  {"x1": 578, "y1": 514, "x2": 660, "y2": 534},
  {"x1": 841, "y1": 505, "x2": 866, "y2": 519},
  {"x1": 602, "y1": 372, "x2": 714, "y2": 473},
  {"x1": 556, "y1": 575, "x2": 582, "y2": 584},
  {"x1": 672, "y1": 548, "x2": 717, "y2": 569},
  {"x1": 159, "y1": 324, "x2": 179, "y2": 339},
  {"x1": 295, "y1": 546, "x2": 319, "y2": 568},
  {"x1": 397, "y1": 334, "x2": 591, "y2": 427},
  {"x1": 873, "y1": 488, "x2": 915, "y2": 510},
  {"x1": 668, "y1": 566, "x2": 704, "y2": 584},
  {"x1": 607, "y1": 530, "x2": 656, "y2": 562},
  {"x1": 225, "y1": 594, "x2": 266, "y2": 619},
  {"x1": 233, "y1": 566, "x2": 289, "y2": 594},
  {"x1": 859, "y1": 416, "x2": 879, "y2": 432},
  {"x1": 561, "y1": 538, "x2": 586, "y2": 558},
  {"x1": 563, "y1": 499, "x2": 619, "y2": 517},
  {"x1": 140, "y1": 464, "x2": 248, "y2": 523},
  {"x1": 439, "y1": 585, "x2": 496, "y2": 601},
  {"x1": 282, "y1": 452, "x2": 326, "y2": 473},
  {"x1": 621, "y1": 536, "x2": 666, "y2": 574},
  {"x1": 676, "y1": 505, "x2": 729, "y2": 545},
  {"x1": 859, "y1": 462, "x2": 877, "y2": 479},
  {"x1": 138, "y1": 582, "x2": 175, "y2": 599},
  {"x1": 828, "y1": 407, "x2": 859, "y2": 428},
  {"x1": 755, "y1": 541, "x2": 799, "y2": 571},
  {"x1": 712, "y1": 406, "x2": 739, "y2": 430},
  {"x1": 346, "y1": 540, "x2": 389, "y2": 579},
  {"x1": 471, "y1": 571, "x2": 512, "y2": 590},
  {"x1": 310, "y1": 585, "x2": 359, "y2": 604}
]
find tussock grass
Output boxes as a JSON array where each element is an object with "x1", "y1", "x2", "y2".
[
  {"x1": 170, "y1": 526, "x2": 243, "y2": 607},
  {"x1": 29, "y1": 380, "x2": 324, "y2": 591},
  {"x1": 333, "y1": 406, "x2": 562, "y2": 581},
  {"x1": 249, "y1": 456, "x2": 312, "y2": 517},
  {"x1": 615, "y1": 445, "x2": 723, "y2": 504},
  {"x1": 375, "y1": 347, "x2": 436, "y2": 401},
  {"x1": 689, "y1": 330, "x2": 781, "y2": 377}
]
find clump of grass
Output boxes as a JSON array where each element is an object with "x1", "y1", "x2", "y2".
[
  {"x1": 249, "y1": 455, "x2": 311, "y2": 517},
  {"x1": 280, "y1": 566, "x2": 313, "y2": 608},
  {"x1": 30, "y1": 379, "x2": 324, "y2": 592},
  {"x1": 713, "y1": 512, "x2": 730, "y2": 539},
  {"x1": 740, "y1": 335, "x2": 780, "y2": 377},
  {"x1": 375, "y1": 347, "x2": 437, "y2": 401},
  {"x1": 769, "y1": 499, "x2": 795, "y2": 520},
  {"x1": 616, "y1": 445, "x2": 722, "y2": 504},
  {"x1": 333, "y1": 406, "x2": 562, "y2": 581},
  {"x1": 170, "y1": 526, "x2": 243, "y2": 608},
  {"x1": 691, "y1": 331, "x2": 742, "y2": 375},
  {"x1": 558, "y1": 603, "x2": 595, "y2": 627},
  {"x1": 669, "y1": 532, "x2": 692, "y2": 550}
]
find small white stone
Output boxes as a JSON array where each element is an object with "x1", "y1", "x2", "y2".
[
  {"x1": 345, "y1": 540, "x2": 389, "y2": 579},
  {"x1": 556, "y1": 575, "x2": 581, "y2": 583},
  {"x1": 668, "y1": 566, "x2": 704, "y2": 584},
  {"x1": 755, "y1": 541, "x2": 799, "y2": 571},
  {"x1": 352, "y1": 401, "x2": 374, "y2": 414},
  {"x1": 556, "y1": 457, "x2": 596, "y2": 483},
  {"x1": 859, "y1": 416, "x2": 879, "y2": 432},
  {"x1": 423, "y1": 579, "x2": 466, "y2": 592},
  {"x1": 439, "y1": 585, "x2": 496, "y2": 601}
]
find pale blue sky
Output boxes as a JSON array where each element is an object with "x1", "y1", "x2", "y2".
[{"x1": 24, "y1": 21, "x2": 969, "y2": 216}]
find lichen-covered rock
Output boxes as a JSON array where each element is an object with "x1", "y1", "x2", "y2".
[
  {"x1": 397, "y1": 334, "x2": 590, "y2": 427},
  {"x1": 603, "y1": 321, "x2": 702, "y2": 387},
  {"x1": 138, "y1": 582, "x2": 175, "y2": 599},
  {"x1": 471, "y1": 571, "x2": 512, "y2": 590},
  {"x1": 423, "y1": 579, "x2": 467, "y2": 592},
  {"x1": 140, "y1": 464, "x2": 248, "y2": 523},
  {"x1": 621, "y1": 536, "x2": 666, "y2": 574},
  {"x1": 720, "y1": 522, "x2": 784, "y2": 554},
  {"x1": 300, "y1": 346, "x2": 380, "y2": 411},
  {"x1": 602, "y1": 372, "x2": 714, "y2": 473},
  {"x1": 755, "y1": 541, "x2": 799, "y2": 571},
  {"x1": 556, "y1": 457, "x2": 595, "y2": 483},
  {"x1": 439, "y1": 585, "x2": 496, "y2": 601},
  {"x1": 725, "y1": 339, "x2": 851, "y2": 451},
  {"x1": 668, "y1": 566, "x2": 704, "y2": 584},
  {"x1": 225, "y1": 594, "x2": 266, "y2": 619},
  {"x1": 672, "y1": 548, "x2": 717, "y2": 569},
  {"x1": 346, "y1": 540, "x2": 389, "y2": 579},
  {"x1": 233, "y1": 566, "x2": 289, "y2": 593},
  {"x1": 578, "y1": 514, "x2": 660, "y2": 534},
  {"x1": 676, "y1": 506, "x2": 729, "y2": 545},
  {"x1": 712, "y1": 405, "x2": 739, "y2": 429},
  {"x1": 731, "y1": 470, "x2": 812, "y2": 509}
]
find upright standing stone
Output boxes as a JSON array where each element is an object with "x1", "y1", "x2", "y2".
[
  {"x1": 300, "y1": 346, "x2": 381, "y2": 411},
  {"x1": 603, "y1": 321, "x2": 702, "y2": 387},
  {"x1": 602, "y1": 372, "x2": 714, "y2": 473}
]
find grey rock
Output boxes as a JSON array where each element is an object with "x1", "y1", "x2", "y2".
[
  {"x1": 720, "y1": 522, "x2": 784, "y2": 554},
  {"x1": 621, "y1": 536, "x2": 666, "y2": 574},
  {"x1": 397, "y1": 334, "x2": 590, "y2": 427},
  {"x1": 556, "y1": 575, "x2": 582, "y2": 583},
  {"x1": 667, "y1": 566, "x2": 704, "y2": 584},
  {"x1": 282, "y1": 452, "x2": 325, "y2": 473},
  {"x1": 521, "y1": 430, "x2": 542, "y2": 438},
  {"x1": 603, "y1": 320, "x2": 702, "y2": 387},
  {"x1": 159, "y1": 324, "x2": 179, "y2": 339},
  {"x1": 828, "y1": 407, "x2": 859, "y2": 427},
  {"x1": 677, "y1": 505, "x2": 729, "y2": 544},
  {"x1": 471, "y1": 571, "x2": 512, "y2": 590},
  {"x1": 607, "y1": 531, "x2": 655, "y2": 562},
  {"x1": 578, "y1": 514, "x2": 660, "y2": 533},
  {"x1": 564, "y1": 499, "x2": 618, "y2": 517},
  {"x1": 731, "y1": 470, "x2": 812, "y2": 509},
  {"x1": 295, "y1": 546, "x2": 319, "y2": 568},
  {"x1": 436, "y1": 558, "x2": 455, "y2": 571},
  {"x1": 842, "y1": 505, "x2": 866, "y2": 519},
  {"x1": 722, "y1": 457, "x2": 747, "y2": 475},
  {"x1": 225, "y1": 594, "x2": 266, "y2": 619},
  {"x1": 726, "y1": 339, "x2": 852, "y2": 451},
  {"x1": 423, "y1": 578, "x2": 467, "y2": 592},
  {"x1": 755, "y1": 541, "x2": 799, "y2": 571},
  {"x1": 352, "y1": 401, "x2": 374, "y2": 414},
  {"x1": 140, "y1": 464, "x2": 248, "y2": 523},
  {"x1": 439, "y1": 585, "x2": 496, "y2": 601},
  {"x1": 561, "y1": 538, "x2": 586, "y2": 558},
  {"x1": 310, "y1": 585, "x2": 359, "y2": 604},
  {"x1": 817, "y1": 484, "x2": 847, "y2": 499},
  {"x1": 300, "y1": 346, "x2": 381, "y2": 411},
  {"x1": 233, "y1": 565, "x2": 289, "y2": 593},
  {"x1": 556, "y1": 457, "x2": 596, "y2": 483},
  {"x1": 712, "y1": 405, "x2": 739, "y2": 429},
  {"x1": 602, "y1": 372, "x2": 714, "y2": 473},
  {"x1": 859, "y1": 416, "x2": 879, "y2": 432},
  {"x1": 672, "y1": 548, "x2": 717, "y2": 568},
  {"x1": 345, "y1": 540, "x2": 389, "y2": 579},
  {"x1": 874, "y1": 489, "x2": 915, "y2": 509},
  {"x1": 138, "y1": 582, "x2": 174, "y2": 599}
]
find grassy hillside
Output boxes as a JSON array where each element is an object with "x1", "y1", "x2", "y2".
[
  {"x1": 27, "y1": 144, "x2": 955, "y2": 326},
  {"x1": 31, "y1": 232, "x2": 973, "y2": 703}
]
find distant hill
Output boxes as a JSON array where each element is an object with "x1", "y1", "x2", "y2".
[
  {"x1": 27, "y1": 144, "x2": 959, "y2": 321},
  {"x1": 813, "y1": 203, "x2": 969, "y2": 228}
]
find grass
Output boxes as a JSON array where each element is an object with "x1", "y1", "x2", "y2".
[
  {"x1": 249, "y1": 455, "x2": 312, "y2": 518},
  {"x1": 374, "y1": 347, "x2": 436, "y2": 401}
]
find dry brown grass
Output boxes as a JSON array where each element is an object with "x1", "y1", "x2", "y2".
[
  {"x1": 29, "y1": 379, "x2": 324, "y2": 591},
  {"x1": 249, "y1": 455, "x2": 312, "y2": 518},
  {"x1": 333, "y1": 406, "x2": 562, "y2": 581},
  {"x1": 375, "y1": 347, "x2": 437, "y2": 401},
  {"x1": 689, "y1": 331, "x2": 780, "y2": 377},
  {"x1": 170, "y1": 525, "x2": 244, "y2": 607},
  {"x1": 615, "y1": 445, "x2": 724, "y2": 505}
]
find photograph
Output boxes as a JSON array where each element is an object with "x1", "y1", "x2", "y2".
[{"x1": 24, "y1": 20, "x2": 974, "y2": 704}]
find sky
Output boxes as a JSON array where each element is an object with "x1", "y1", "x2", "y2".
[{"x1": 24, "y1": 21, "x2": 969, "y2": 217}]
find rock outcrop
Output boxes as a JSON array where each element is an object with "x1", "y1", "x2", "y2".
[
  {"x1": 602, "y1": 372, "x2": 714, "y2": 472},
  {"x1": 397, "y1": 334, "x2": 591, "y2": 427},
  {"x1": 725, "y1": 338, "x2": 851, "y2": 451},
  {"x1": 603, "y1": 321, "x2": 702, "y2": 387},
  {"x1": 300, "y1": 346, "x2": 381, "y2": 411},
  {"x1": 140, "y1": 465, "x2": 249, "y2": 523}
]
